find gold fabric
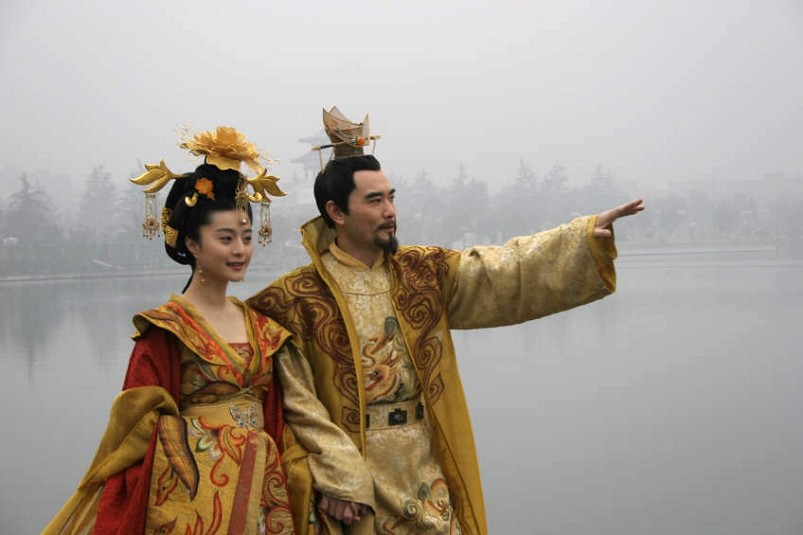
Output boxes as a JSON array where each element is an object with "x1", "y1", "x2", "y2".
[
  {"x1": 145, "y1": 389, "x2": 291, "y2": 535},
  {"x1": 322, "y1": 246, "x2": 420, "y2": 405},
  {"x1": 249, "y1": 214, "x2": 617, "y2": 535},
  {"x1": 275, "y1": 344, "x2": 377, "y2": 531}
]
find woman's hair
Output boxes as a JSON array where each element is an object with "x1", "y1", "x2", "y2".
[
  {"x1": 162, "y1": 163, "x2": 253, "y2": 290},
  {"x1": 313, "y1": 155, "x2": 381, "y2": 228}
]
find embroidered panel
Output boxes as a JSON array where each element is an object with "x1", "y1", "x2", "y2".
[
  {"x1": 391, "y1": 247, "x2": 459, "y2": 405},
  {"x1": 256, "y1": 270, "x2": 360, "y2": 414}
]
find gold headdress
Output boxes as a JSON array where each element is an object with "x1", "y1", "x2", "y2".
[
  {"x1": 130, "y1": 126, "x2": 285, "y2": 248},
  {"x1": 312, "y1": 107, "x2": 382, "y2": 169}
]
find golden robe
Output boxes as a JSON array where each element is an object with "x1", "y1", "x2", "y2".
[{"x1": 247, "y1": 215, "x2": 617, "y2": 535}]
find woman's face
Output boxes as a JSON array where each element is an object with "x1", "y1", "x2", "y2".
[{"x1": 188, "y1": 210, "x2": 253, "y2": 284}]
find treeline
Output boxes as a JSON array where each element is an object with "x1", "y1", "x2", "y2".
[
  {"x1": 390, "y1": 162, "x2": 802, "y2": 249},
  {"x1": 1, "y1": 162, "x2": 801, "y2": 276}
]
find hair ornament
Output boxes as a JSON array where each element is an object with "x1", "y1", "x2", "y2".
[
  {"x1": 194, "y1": 178, "x2": 215, "y2": 200},
  {"x1": 129, "y1": 126, "x2": 285, "y2": 245},
  {"x1": 129, "y1": 160, "x2": 183, "y2": 239},
  {"x1": 179, "y1": 125, "x2": 268, "y2": 174}
]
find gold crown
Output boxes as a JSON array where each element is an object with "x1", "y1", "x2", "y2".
[{"x1": 312, "y1": 107, "x2": 381, "y2": 169}]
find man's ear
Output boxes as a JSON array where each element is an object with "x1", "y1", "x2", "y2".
[{"x1": 325, "y1": 200, "x2": 346, "y2": 226}]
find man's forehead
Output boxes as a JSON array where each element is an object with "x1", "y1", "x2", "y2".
[{"x1": 353, "y1": 170, "x2": 392, "y2": 192}]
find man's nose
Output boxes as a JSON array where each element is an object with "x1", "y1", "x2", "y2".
[{"x1": 383, "y1": 199, "x2": 396, "y2": 218}]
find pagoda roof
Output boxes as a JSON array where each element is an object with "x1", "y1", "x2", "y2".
[{"x1": 297, "y1": 130, "x2": 329, "y2": 144}]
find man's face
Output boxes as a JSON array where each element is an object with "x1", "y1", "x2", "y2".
[{"x1": 340, "y1": 169, "x2": 397, "y2": 257}]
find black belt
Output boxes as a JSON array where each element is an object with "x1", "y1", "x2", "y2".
[{"x1": 365, "y1": 399, "x2": 425, "y2": 429}]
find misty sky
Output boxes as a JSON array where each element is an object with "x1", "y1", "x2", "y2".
[{"x1": 1, "y1": 0, "x2": 802, "y2": 193}]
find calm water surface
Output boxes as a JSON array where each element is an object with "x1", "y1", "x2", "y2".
[{"x1": 2, "y1": 257, "x2": 801, "y2": 534}]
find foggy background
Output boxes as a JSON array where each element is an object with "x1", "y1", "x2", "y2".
[
  {"x1": 2, "y1": 1, "x2": 803, "y2": 534},
  {"x1": 2, "y1": 0, "x2": 801, "y2": 194}
]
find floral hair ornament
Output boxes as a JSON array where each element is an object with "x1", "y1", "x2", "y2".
[
  {"x1": 311, "y1": 106, "x2": 382, "y2": 170},
  {"x1": 130, "y1": 126, "x2": 286, "y2": 246}
]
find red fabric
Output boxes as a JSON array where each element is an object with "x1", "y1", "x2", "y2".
[
  {"x1": 93, "y1": 321, "x2": 288, "y2": 534},
  {"x1": 264, "y1": 367, "x2": 285, "y2": 445}
]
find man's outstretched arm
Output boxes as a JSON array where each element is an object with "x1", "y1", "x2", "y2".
[{"x1": 447, "y1": 199, "x2": 645, "y2": 329}]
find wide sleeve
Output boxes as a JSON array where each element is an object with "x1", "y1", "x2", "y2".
[
  {"x1": 447, "y1": 215, "x2": 617, "y2": 329},
  {"x1": 275, "y1": 343, "x2": 376, "y2": 508},
  {"x1": 93, "y1": 328, "x2": 181, "y2": 535}
]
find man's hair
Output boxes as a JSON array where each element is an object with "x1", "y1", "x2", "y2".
[{"x1": 313, "y1": 155, "x2": 381, "y2": 228}]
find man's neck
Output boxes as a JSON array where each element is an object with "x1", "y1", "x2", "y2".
[{"x1": 333, "y1": 238, "x2": 381, "y2": 268}]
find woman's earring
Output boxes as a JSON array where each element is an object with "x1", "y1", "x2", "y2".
[{"x1": 196, "y1": 262, "x2": 205, "y2": 283}]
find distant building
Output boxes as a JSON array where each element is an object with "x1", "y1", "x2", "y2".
[
  {"x1": 284, "y1": 131, "x2": 334, "y2": 213},
  {"x1": 291, "y1": 130, "x2": 332, "y2": 181}
]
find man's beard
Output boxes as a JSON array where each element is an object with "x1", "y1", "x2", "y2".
[{"x1": 374, "y1": 234, "x2": 399, "y2": 255}]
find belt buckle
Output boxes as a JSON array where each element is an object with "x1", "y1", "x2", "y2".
[{"x1": 388, "y1": 408, "x2": 408, "y2": 426}]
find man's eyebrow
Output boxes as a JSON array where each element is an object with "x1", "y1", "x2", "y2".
[{"x1": 364, "y1": 189, "x2": 395, "y2": 200}]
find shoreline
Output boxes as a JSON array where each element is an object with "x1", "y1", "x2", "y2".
[
  {"x1": 0, "y1": 266, "x2": 285, "y2": 285},
  {"x1": 1, "y1": 242, "x2": 800, "y2": 284}
]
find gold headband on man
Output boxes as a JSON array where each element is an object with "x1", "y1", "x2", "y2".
[
  {"x1": 311, "y1": 106, "x2": 382, "y2": 170},
  {"x1": 130, "y1": 126, "x2": 285, "y2": 246}
]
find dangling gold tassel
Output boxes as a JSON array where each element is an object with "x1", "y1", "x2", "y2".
[
  {"x1": 142, "y1": 193, "x2": 161, "y2": 239},
  {"x1": 258, "y1": 201, "x2": 272, "y2": 245}
]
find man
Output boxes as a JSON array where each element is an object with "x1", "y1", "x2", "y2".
[{"x1": 248, "y1": 107, "x2": 644, "y2": 534}]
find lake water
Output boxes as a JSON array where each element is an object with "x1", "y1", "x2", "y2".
[{"x1": 2, "y1": 255, "x2": 801, "y2": 534}]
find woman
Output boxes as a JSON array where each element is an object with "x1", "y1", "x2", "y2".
[{"x1": 43, "y1": 127, "x2": 296, "y2": 535}]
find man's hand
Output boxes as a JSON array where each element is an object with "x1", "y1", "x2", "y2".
[
  {"x1": 594, "y1": 198, "x2": 645, "y2": 238},
  {"x1": 318, "y1": 494, "x2": 368, "y2": 526}
]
